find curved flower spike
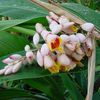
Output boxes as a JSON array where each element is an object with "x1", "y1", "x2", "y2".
[
  {"x1": 41, "y1": 30, "x2": 50, "y2": 40},
  {"x1": 2, "y1": 58, "x2": 14, "y2": 64},
  {"x1": 76, "y1": 33, "x2": 86, "y2": 43},
  {"x1": 60, "y1": 34, "x2": 69, "y2": 45},
  {"x1": 46, "y1": 34, "x2": 63, "y2": 52},
  {"x1": 81, "y1": 23, "x2": 94, "y2": 32},
  {"x1": 36, "y1": 50, "x2": 44, "y2": 67},
  {"x1": 41, "y1": 43, "x2": 50, "y2": 56},
  {"x1": 44, "y1": 55, "x2": 59, "y2": 73},
  {"x1": 35, "y1": 23, "x2": 45, "y2": 33},
  {"x1": 49, "y1": 12, "x2": 59, "y2": 21},
  {"x1": 25, "y1": 45, "x2": 30, "y2": 52},
  {"x1": 57, "y1": 54, "x2": 71, "y2": 71},
  {"x1": 12, "y1": 61, "x2": 22, "y2": 73},
  {"x1": 49, "y1": 21, "x2": 62, "y2": 34},
  {"x1": 26, "y1": 51, "x2": 35, "y2": 64},
  {"x1": 33, "y1": 32, "x2": 40, "y2": 47},
  {"x1": 10, "y1": 54, "x2": 22, "y2": 60},
  {"x1": 58, "y1": 16, "x2": 69, "y2": 25}
]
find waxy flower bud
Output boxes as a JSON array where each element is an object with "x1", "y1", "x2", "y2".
[
  {"x1": 50, "y1": 22, "x2": 62, "y2": 34},
  {"x1": 41, "y1": 44, "x2": 50, "y2": 56},
  {"x1": 58, "y1": 16, "x2": 69, "y2": 25},
  {"x1": 41, "y1": 30, "x2": 50, "y2": 40},
  {"x1": 49, "y1": 12, "x2": 59, "y2": 21},
  {"x1": 25, "y1": 45, "x2": 30, "y2": 52},
  {"x1": 62, "y1": 22, "x2": 74, "y2": 29},
  {"x1": 2, "y1": 58, "x2": 14, "y2": 64},
  {"x1": 4, "y1": 66, "x2": 13, "y2": 75},
  {"x1": 33, "y1": 32, "x2": 40, "y2": 46},
  {"x1": 0, "y1": 69, "x2": 6, "y2": 75},
  {"x1": 81, "y1": 23, "x2": 94, "y2": 32},
  {"x1": 35, "y1": 23, "x2": 45, "y2": 33},
  {"x1": 69, "y1": 35, "x2": 80, "y2": 43},
  {"x1": 60, "y1": 34, "x2": 69, "y2": 44},
  {"x1": 76, "y1": 33, "x2": 86, "y2": 43},
  {"x1": 44, "y1": 55, "x2": 54, "y2": 69},
  {"x1": 12, "y1": 62, "x2": 22, "y2": 73},
  {"x1": 10, "y1": 54, "x2": 22, "y2": 60},
  {"x1": 46, "y1": 16, "x2": 53, "y2": 23},
  {"x1": 36, "y1": 50, "x2": 43, "y2": 67},
  {"x1": 57, "y1": 54, "x2": 71, "y2": 66},
  {"x1": 26, "y1": 51, "x2": 35, "y2": 64}
]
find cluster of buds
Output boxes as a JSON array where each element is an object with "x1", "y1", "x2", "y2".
[{"x1": 0, "y1": 12, "x2": 98, "y2": 75}]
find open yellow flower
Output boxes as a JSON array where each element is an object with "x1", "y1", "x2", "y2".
[{"x1": 46, "y1": 34, "x2": 63, "y2": 52}]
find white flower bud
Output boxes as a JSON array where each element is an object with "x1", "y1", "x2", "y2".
[
  {"x1": 12, "y1": 62, "x2": 22, "y2": 73},
  {"x1": 36, "y1": 50, "x2": 44, "y2": 67},
  {"x1": 10, "y1": 54, "x2": 22, "y2": 60},
  {"x1": 4, "y1": 66, "x2": 13, "y2": 75},
  {"x1": 0, "y1": 69, "x2": 6, "y2": 75},
  {"x1": 2, "y1": 58, "x2": 14, "y2": 64},
  {"x1": 81, "y1": 23, "x2": 94, "y2": 32},
  {"x1": 25, "y1": 45, "x2": 30, "y2": 52},
  {"x1": 41, "y1": 30, "x2": 50, "y2": 40},
  {"x1": 50, "y1": 22, "x2": 62, "y2": 34},
  {"x1": 41, "y1": 44, "x2": 50, "y2": 56},
  {"x1": 76, "y1": 33, "x2": 86, "y2": 43},
  {"x1": 57, "y1": 54, "x2": 71, "y2": 66},
  {"x1": 33, "y1": 32, "x2": 40, "y2": 46},
  {"x1": 85, "y1": 38, "x2": 92, "y2": 49},
  {"x1": 58, "y1": 16, "x2": 69, "y2": 24},
  {"x1": 49, "y1": 21, "x2": 58, "y2": 30},
  {"x1": 35, "y1": 23, "x2": 44, "y2": 33},
  {"x1": 60, "y1": 34, "x2": 69, "y2": 44},
  {"x1": 46, "y1": 16, "x2": 53, "y2": 23},
  {"x1": 26, "y1": 51, "x2": 35, "y2": 64},
  {"x1": 49, "y1": 12, "x2": 59, "y2": 21},
  {"x1": 44, "y1": 55, "x2": 54, "y2": 69},
  {"x1": 46, "y1": 34, "x2": 57, "y2": 42},
  {"x1": 69, "y1": 35, "x2": 80, "y2": 43}
]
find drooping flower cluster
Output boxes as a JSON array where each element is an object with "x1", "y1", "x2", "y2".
[{"x1": 0, "y1": 12, "x2": 97, "y2": 75}]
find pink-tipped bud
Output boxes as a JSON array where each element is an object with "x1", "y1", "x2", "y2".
[
  {"x1": 26, "y1": 51, "x2": 35, "y2": 64},
  {"x1": 46, "y1": 16, "x2": 53, "y2": 23},
  {"x1": 25, "y1": 45, "x2": 30, "y2": 52},
  {"x1": 41, "y1": 30, "x2": 50, "y2": 40},
  {"x1": 60, "y1": 34, "x2": 69, "y2": 44},
  {"x1": 36, "y1": 50, "x2": 44, "y2": 67},
  {"x1": 10, "y1": 54, "x2": 22, "y2": 60},
  {"x1": 41, "y1": 44, "x2": 50, "y2": 56},
  {"x1": 76, "y1": 33, "x2": 86, "y2": 43},
  {"x1": 57, "y1": 54, "x2": 71, "y2": 66},
  {"x1": 12, "y1": 62, "x2": 22, "y2": 73},
  {"x1": 62, "y1": 22, "x2": 74, "y2": 29},
  {"x1": 44, "y1": 55, "x2": 54, "y2": 69},
  {"x1": 35, "y1": 23, "x2": 45, "y2": 33},
  {"x1": 33, "y1": 32, "x2": 40, "y2": 46},
  {"x1": 58, "y1": 16, "x2": 69, "y2": 24},
  {"x1": 4, "y1": 66, "x2": 13, "y2": 75},
  {"x1": 81, "y1": 23, "x2": 94, "y2": 32},
  {"x1": 69, "y1": 35, "x2": 80, "y2": 43},
  {"x1": 49, "y1": 12, "x2": 59, "y2": 21},
  {"x1": 2, "y1": 58, "x2": 13, "y2": 64}
]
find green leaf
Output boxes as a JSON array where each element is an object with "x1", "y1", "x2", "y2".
[
  {"x1": 62, "y1": 3, "x2": 100, "y2": 30},
  {"x1": 0, "y1": 89, "x2": 35, "y2": 100},
  {"x1": 0, "y1": 31, "x2": 29, "y2": 56},
  {"x1": 59, "y1": 73, "x2": 84, "y2": 100}
]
